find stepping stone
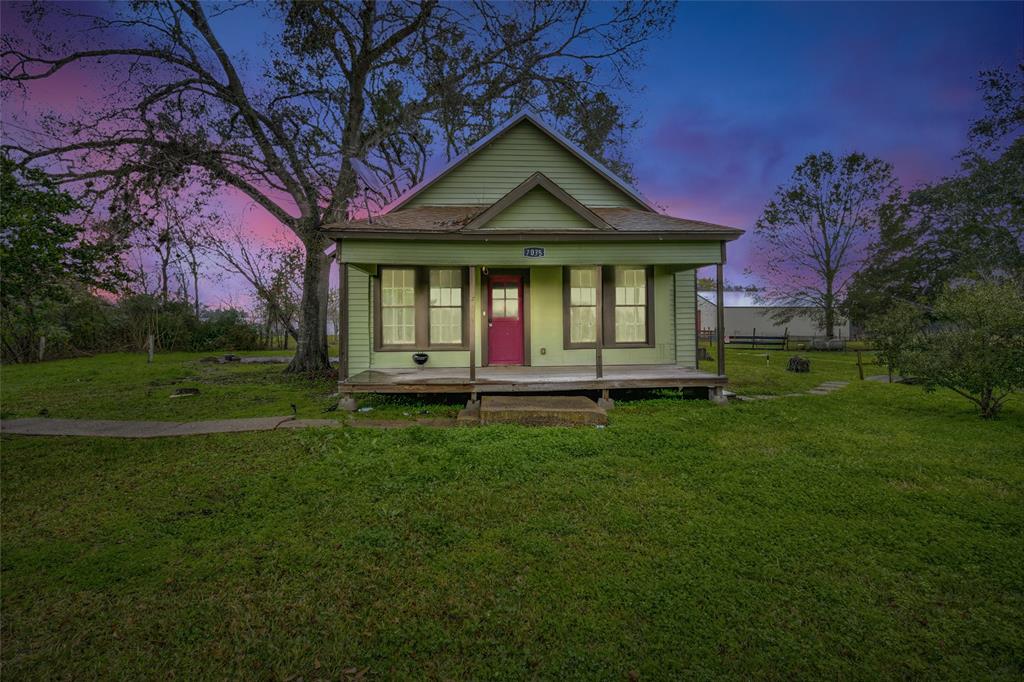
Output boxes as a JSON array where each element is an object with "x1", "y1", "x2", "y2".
[{"x1": 471, "y1": 395, "x2": 607, "y2": 426}]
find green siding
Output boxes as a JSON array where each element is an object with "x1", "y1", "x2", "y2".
[
  {"x1": 342, "y1": 239, "x2": 723, "y2": 266},
  {"x1": 529, "y1": 266, "x2": 676, "y2": 367},
  {"x1": 352, "y1": 266, "x2": 679, "y2": 374},
  {"x1": 346, "y1": 266, "x2": 371, "y2": 375},
  {"x1": 406, "y1": 121, "x2": 643, "y2": 208},
  {"x1": 674, "y1": 269, "x2": 697, "y2": 368},
  {"x1": 480, "y1": 186, "x2": 593, "y2": 230}
]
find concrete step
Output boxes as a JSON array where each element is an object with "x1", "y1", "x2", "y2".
[{"x1": 466, "y1": 395, "x2": 608, "y2": 426}]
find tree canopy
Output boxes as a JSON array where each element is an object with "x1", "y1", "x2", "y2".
[
  {"x1": 845, "y1": 64, "x2": 1024, "y2": 322},
  {"x1": 2, "y1": 0, "x2": 675, "y2": 372},
  {"x1": 751, "y1": 151, "x2": 898, "y2": 338}
]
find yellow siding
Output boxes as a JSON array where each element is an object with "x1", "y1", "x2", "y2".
[
  {"x1": 406, "y1": 121, "x2": 643, "y2": 208},
  {"x1": 480, "y1": 186, "x2": 593, "y2": 230},
  {"x1": 674, "y1": 270, "x2": 697, "y2": 368}
]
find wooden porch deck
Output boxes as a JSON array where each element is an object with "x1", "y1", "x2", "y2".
[{"x1": 341, "y1": 364, "x2": 726, "y2": 394}]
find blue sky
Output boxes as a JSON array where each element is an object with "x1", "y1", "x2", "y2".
[{"x1": 3, "y1": 1, "x2": 1021, "y2": 295}]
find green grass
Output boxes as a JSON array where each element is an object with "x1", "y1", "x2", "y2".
[
  {"x1": 2, "y1": 353, "x2": 1023, "y2": 678},
  {"x1": 0, "y1": 352, "x2": 457, "y2": 422},
  {"x1": 700, "y1": 344, "x2": 879, "y2": 395}
]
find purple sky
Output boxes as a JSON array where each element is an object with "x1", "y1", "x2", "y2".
[{"x1": 3, "y1": 1, "x2": 1022, "y2": 302}]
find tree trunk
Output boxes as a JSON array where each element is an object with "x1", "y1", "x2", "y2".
[
  {"x1": 285, "y1": 243, "x2": 331, "y2": 373},
  {"x1": 192, "y1": 265, "x2": 200, "y2": 318},
  {"x1": 823, "y1": 285, "x2": 835, "y2": 340}
]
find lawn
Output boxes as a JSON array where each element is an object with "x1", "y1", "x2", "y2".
[{"x1": 2, "y1": 351, "x2": 1023, "y2": 679}]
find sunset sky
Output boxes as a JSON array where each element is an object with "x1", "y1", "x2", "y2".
[{"x1": 2, "y1": 1, "x2": 1022, "y2": 304}]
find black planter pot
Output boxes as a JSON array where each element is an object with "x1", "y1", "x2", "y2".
[{"x1": 412, "y1": 353, "x2": 429, "y2": 366}]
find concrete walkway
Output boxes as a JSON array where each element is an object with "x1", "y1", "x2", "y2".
[
  {"x1": 0, "y1": 415, "x2": 463, "y2": 438},
  {"x1": 734, "y1": 380, "x2": 850, "y2": 402},
  {"x1": 2, "y1": 416, "x2": 315, "y2": 438}
]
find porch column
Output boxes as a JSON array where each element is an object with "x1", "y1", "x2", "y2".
[
  {"x1": 338, "y1": 251, "x2": 348, "y2": 380},
  {"x1": 468, "y1": 265, "x2": 477, "y2": 382},
  {"x1": 337, "y1": 241, "x2": 356, "y2": 412},
  {"x1": 594, "y1": 264, "x2": 603, "y2": 379},
  {"x1": 716, "y1": 243, "x2": 726, "y2": 377}
]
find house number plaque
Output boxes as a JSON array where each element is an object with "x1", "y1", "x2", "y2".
[{"x1": 523, "y1": 247, "x2": 545, "y2": 258}]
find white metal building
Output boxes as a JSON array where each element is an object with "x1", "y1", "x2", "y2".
[{"x1": 697, "y1": 291, "x2": 851, "y2": 340}]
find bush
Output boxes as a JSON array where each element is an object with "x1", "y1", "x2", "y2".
[
  {"x1": 191, "y1": 309, "x2": 261, "y2": 351},
  {"x1": 870, "y1": 282, "x2": 1024, "y2": 418}
]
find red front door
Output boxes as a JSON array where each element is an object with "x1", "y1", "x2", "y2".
[{"x1": 487, "y1": 274, "x2": 524, "y2": 365}]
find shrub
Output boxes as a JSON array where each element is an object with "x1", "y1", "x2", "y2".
[{"x1": 870, "y1": 282, "x2": 1024, "y2": 418}]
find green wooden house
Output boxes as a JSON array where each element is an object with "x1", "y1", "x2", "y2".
[{"x1": 325, "y1": 112, "x2": 741, "y2": 408}]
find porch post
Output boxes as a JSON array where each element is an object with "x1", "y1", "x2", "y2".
[
  {"x1": 337, "y1": 252, "x2": 348, "y2": 380},
  {"x1": 468, "y1": 265, "x2": 477, "y2": 383},
  {"x1": 594, "y1": 264, "x2": 603, "y2": 379},
  {"x1": 337, "y1": 241, "x2": 356, "y2": 412},
  {"x1": 716, "y1": 243, "x2": 726, "y2": 377}
]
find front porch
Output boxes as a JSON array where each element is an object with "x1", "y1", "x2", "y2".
[{"x1": 341, "y1": 363, "x2": 725, "y2": 394}]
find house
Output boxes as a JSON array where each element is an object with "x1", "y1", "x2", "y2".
[
  {"x1": 324, "y1": 112, "x2": 743, "y2": 409},
  {"x1": 697, "y1": 291, "x2": 852, "y2": 340}
]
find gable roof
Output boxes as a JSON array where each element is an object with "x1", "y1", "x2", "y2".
[
  {"x1": 323, "y1": 205, "x2": 743, "y2": 240},
  {"x1": 389, "y1": 110, "x2": 655, "y2": 213},
  {"x1": 462, "y1": 172, "x2": 612, "y2": 231}
]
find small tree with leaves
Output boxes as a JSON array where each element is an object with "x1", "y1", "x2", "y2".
[
  {"x1": 0, "y1": 156, "x2": 127, "y2": 361},
  {"x1": 752, "y1": 152, "x2": 898, "y2": 338},
  {"x1": 870, "y1": 282, "x2": 1024, "y2": 419}
]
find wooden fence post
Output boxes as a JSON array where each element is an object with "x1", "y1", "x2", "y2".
[
  {"x1": 857, "y1": 350, "x2": 864, "y2": 380},
  {"x1": 38, "y1": 336, "x2": 46, "y2": 362},
  {"x1": 147, "y1": 334, "x2": 155, "y2": 363}
]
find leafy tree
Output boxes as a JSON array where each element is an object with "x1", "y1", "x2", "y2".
[
  {"x1": 846, "y1": 64, "x2": 1023, "y2": 322},
  {"x1": 2, "y1": 1, "x2": 675, "y2": 373},
  {"x1": 870, "y1": 282, "x2": 1024, "y2": 419},
  {"x1": 0, "y1": 156, "x2": 127, "y2": 361},
  {"x1": 752, "y1": 152, "x2": 898, "y2": 338}
]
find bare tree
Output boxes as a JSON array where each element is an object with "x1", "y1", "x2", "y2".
[
  {"x1": 3, "y1": 0, "x2": 675, "y2": 372},
  {"x1": 750, "y1": 152, "x2": 899, "y2": 339},
  {"x1": 204, "y1": 224, "x2": 302, "y2": 344}
]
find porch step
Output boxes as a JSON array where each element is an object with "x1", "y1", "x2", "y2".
[{"x1": 467, "y1": 395, "x2": 608, "y2": 426}]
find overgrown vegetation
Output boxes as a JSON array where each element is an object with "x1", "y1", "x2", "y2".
[{"x1": 871, "y1": 282, "x2": 1024, "y2": 418}]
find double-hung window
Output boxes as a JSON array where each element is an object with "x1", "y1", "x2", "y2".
[
  {"x1": 375, "y1": 266, "x2": 468, "y2": 350},
  {"x1": 562, "y1": 266, "x2": 654, "y2": 348},
  {"x1": 429, "y1": 268, "x2": 463, "y2": 345},
  {"x1": 380, "y1": 268, "x2": 416, "y2": 346},
  {"x1": 613, "y1": 266, "x2": 648, "y2": 343},
  {"x1": 565, "y1": 267, "x2": 598, "y2": 346}
]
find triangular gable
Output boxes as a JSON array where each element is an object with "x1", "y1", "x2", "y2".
[
  {"x1": 462, "y1": 173, "x2": 612, "y2": 231},
  {"x1": 391, "y1": 111, "x2": 652, "y2": 212}
]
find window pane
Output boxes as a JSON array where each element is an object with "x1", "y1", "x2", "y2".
[
  {"x1": 569, "y1": 268, "x2": 596, "y2": 306},
  {"x1": 615, "y1": 267, "x2": 645, "y2": 306},
  {"x1": 381, "y1": 268, "x2": 416, "y2": 345},
  {"x1": 492, "y1": 284, "x2": 519, "y2": 319},
  {"x1": 430, "y1": 307, "x2": 462, "y2": 344},
  {"x1": 567, "y1": 267, "x2": 597, "y2": 343},
  {"x1": 382, "y1": 306, "x2": 416, "y2": 345},
  {"x1": 426, "y1": 268, "x2": 463, "y2": 345},
  {"x1": 429, "y1": 268, "x2": 461, "y2": 306},
  {"x1": 615, "y1": 306, "x2": 646, "y2": 343},
  {"x1": 570, "y1": 306, "x2": 596, "y2": 343}
]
